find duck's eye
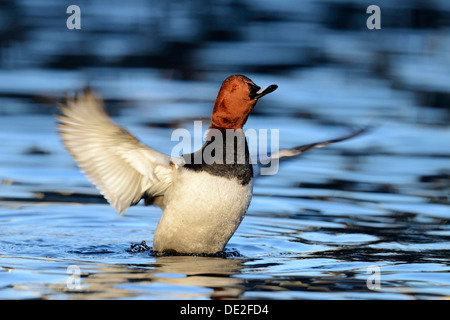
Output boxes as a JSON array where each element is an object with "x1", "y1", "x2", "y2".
[{"x1": 233, "y1": 84, "x2": 239, "y2": 89}]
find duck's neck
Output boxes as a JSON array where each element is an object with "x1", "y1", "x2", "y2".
[{"x1": 182, "y1": 128, "x2": 253, "y2": 185}]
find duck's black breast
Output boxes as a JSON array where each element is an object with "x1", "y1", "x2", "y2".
[{"x1": 182, "y1": 130, "x2": 253, "y2": 186}]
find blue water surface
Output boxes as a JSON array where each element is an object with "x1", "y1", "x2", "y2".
[{"x1": 0, "y1": 0, "x2": 449, "y2": 300}]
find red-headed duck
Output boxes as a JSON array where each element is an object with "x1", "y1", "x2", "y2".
[{"x1": 57, "y1": 75, "x2": 364, "y2": 254}]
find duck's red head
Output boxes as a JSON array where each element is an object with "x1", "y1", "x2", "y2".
[{"x1": 210, "y1": 75, "x2": 277, "y2": 130}]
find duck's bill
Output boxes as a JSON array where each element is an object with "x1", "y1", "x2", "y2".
[{"x1": 249, "y1": 84, "x2": 278, "y2": 100}]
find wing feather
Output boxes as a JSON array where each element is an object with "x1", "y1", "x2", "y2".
[
  {"x1": 270, "y1": 128, "x2": 368, "y2": 160},
  {"x1": 255, "y1": 128, "x2": 368, "y2": 176},
  {"x1": 56, "y1": 88, "x2": 184, "y2": 214}
]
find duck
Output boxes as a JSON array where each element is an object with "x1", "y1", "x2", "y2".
[{"x1": 56, "y1": 75, "x2": 365, "y2": 255}]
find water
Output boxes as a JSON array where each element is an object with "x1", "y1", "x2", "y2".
[{"x1": 0, "y1": 0, "x2": 449, "y2": 300}]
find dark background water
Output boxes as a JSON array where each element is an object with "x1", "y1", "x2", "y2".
[{"x1": 0, "y1": 0, "x2": 449, "y2": 300}]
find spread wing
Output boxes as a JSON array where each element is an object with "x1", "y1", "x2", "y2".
[
  {"x1": 56, "y1": 88, "x2": 184, "y2": 214},
  {"x1": 270, "y1": 128, "x2": 367, "y2": 160},
  {"x1": 256, "y1": 128, "x2": 368, "y2": 175}
]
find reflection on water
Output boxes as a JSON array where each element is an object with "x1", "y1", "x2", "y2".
[
  {"x1": 0, "y1": 0, "x2": 450, "y2": 300},
  {"x1": 60, "y1": 256, "x2": 247, "y2": 300}
]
